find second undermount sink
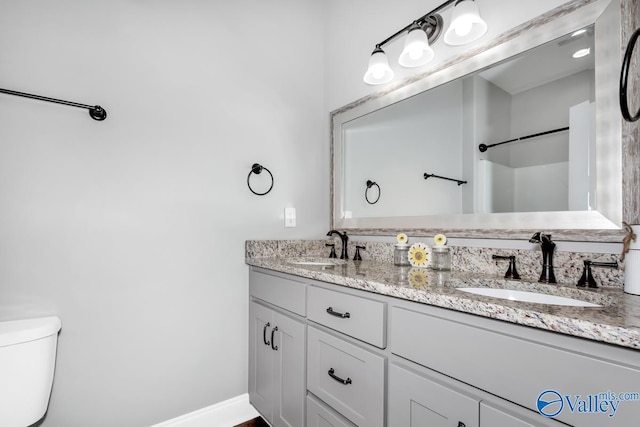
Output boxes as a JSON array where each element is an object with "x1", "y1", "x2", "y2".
[{"x1": 458, "y1": 287, "x2": 602, "y2": 307}]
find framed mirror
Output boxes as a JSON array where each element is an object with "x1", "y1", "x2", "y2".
[{"x1": 331, "y1": 0, "x2": 632, "y2": 241}]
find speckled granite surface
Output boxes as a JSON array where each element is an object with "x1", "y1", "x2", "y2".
[
  {"x1": 246, "y1": 241, "x2": 640, "y2": 350},
  {"x1": 246, "y1": 239, "x2": 624, "y2": 288}
]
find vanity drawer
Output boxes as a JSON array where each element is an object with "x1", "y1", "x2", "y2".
[
  {"x1": 249, "y1": 269, "x2": 306, "y2": 316},
  {"x1": 307, "y1": 285, "x2": 386, "y2": 348},
  {"x1": 307, "y1": 326, "x2": 385, "y2": 427},
  {"x1": 307, "y1": 393, "x2": 357, "y2": 427}
]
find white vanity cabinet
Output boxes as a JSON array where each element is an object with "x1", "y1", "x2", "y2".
[
  {"x1": 248, "y1": 266, "x2": 640, "y2": 427},
  {"x1": 249, "y1": 270, "x2": 307, "y2": 427}
]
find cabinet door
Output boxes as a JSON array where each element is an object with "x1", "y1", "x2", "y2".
[
  {"x1": 272, "y1": 311, "x2": 306, "y2": 427},
  {"x1": 480, "y1": 402, "x2": 564, "y2": 427},
  {"x1": 388, "y1": 363, "x2": 479, "y2": 427},
  {"x1": 249, "y1": 301, "x2": 275, "y2": 421}
]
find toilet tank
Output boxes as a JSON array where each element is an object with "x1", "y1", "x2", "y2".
[{"x1": 0, "y1": 316, "x2": 61, "y2": 427}]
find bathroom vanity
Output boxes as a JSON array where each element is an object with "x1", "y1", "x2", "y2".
[
  {"x1": 247, "y1": 255, "x2": 640, "y2": 427},
  {"x1": 246, "y1": 0, "x2": 640, "y2": 425}
]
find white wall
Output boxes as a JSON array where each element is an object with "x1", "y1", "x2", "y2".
[{"x1": 0, "y1": 1, "x2": 327, "y2": 426}]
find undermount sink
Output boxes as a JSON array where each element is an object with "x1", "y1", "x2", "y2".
[
  {"x1": 458, "y1": 287, "x2": 602, "y2": 307},
  {"x1": 287, "y1": 259, "x2": 346, "y2": 267}
]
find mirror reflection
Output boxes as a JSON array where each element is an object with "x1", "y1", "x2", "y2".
[{"x1": 343, "y1": 27, "x2": 596, "y2": 220}]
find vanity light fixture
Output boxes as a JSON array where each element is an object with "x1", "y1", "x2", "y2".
[{"x1": 363, "y1": 0, "x2": 488, "y2": 85}]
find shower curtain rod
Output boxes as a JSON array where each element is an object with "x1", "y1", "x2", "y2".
[
  {"x1": 478, "y1": 126, "x2": 568, "y2": 152},
  {"x1": 423, "y1": 173, "x2": 467, "y2": 186},
  {"x1": 0, "y1": 87, "x2": 107, "y2": 121}
]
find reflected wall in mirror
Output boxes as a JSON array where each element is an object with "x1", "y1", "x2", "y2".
[{"x1": 332, "y1": 0, "x2": 630, "y2": 241}]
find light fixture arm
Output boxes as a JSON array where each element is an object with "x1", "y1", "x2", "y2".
[{"x1": 374, "y1": 0, "x2": 456, "y2": 49}]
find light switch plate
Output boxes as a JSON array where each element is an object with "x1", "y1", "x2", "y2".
[{"x1": 285, "y1": 207, "x2": 296, "y2": 227}]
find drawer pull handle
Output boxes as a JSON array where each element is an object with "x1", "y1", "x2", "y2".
[
  {"x1": 271, "y1": 326, "x2": 278, "y2": 351},
  {"x1": 328, "y1": 368, "x2": 352, "y2": 385},
  {"x1": 326, "y1": 307, "x2": 351, "y2": 318},
  {"x1": 262, "y1": 322, "x2": 270, "y2": 346}
]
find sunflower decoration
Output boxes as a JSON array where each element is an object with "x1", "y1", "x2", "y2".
[
  {"x1": 434, "y1": 233, "x2": 447, "y2": 246},
  {"x1": 408, "y1": 242, "x2": 429, "y2": 268},
  {"x1": 408, "y1": 268, "x2": 427, "y2": 289}
]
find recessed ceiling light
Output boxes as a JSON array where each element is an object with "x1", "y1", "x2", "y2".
[{"x1": 573, "y1": 48, "x2": 591, "y2": 58}]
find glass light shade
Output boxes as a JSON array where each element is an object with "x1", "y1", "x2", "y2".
[
  {"x1": 398, "y1": 27, "x2": 435, "y2": 68},
  {"x1": 444, "y1": 0, "x2": 488, "y2": 46},
  {"x1": 573, "y1": 47, "x2": 591, "y2": 58},
  {"x1": 363, "y1": 48, "x2": 394, "y2": 85}
]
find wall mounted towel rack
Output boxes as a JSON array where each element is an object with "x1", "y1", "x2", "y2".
[
  {"x1": 247, "y1": 163, "x2": 274, "y2": 196},
  {"x1": 365, "y1": 180, "x2": 381, "y2": 204},
  {"x1": 478, "y1": 127, "x2": 569, "y2": 152},
  {"x1": 620, "y1": 27, "x2": 640, "y2": 122},
  {"x1": 423, "y1": 173, "x2": 467, "y2": 186},
  {"x1": 0, "y1": 87, "x2": 107, "y2": 121}
]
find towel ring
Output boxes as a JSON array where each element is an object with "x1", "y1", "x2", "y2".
[
  {"x1": 365, "y1": 180, "x2": 381, "y2": 204},
  {"x1": 620, "y1": 27, "x2": 640, "y2": 122},
  {"x1": 247, "y1": 163, "x2": 274, "y2": 196}
]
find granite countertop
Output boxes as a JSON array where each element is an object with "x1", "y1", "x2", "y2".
[{"x1": 246, "y1": 257, "x2": 640, "y2": 350}]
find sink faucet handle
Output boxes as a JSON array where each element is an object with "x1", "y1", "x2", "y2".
[
  {"x1": 492, "y1": 254, "x2": 521, "y2": 280},
  {"x1": 353, "y1": 245, "x2": 366, "y2": 261},
  {"x1": 325, "y1": 243, "x2": 337, "y2": 259},
  {"x1": 577, "y1": 260, "x2": 618, "y2": 288}
]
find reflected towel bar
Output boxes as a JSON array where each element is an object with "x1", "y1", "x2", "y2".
[
  {"x1": 423, "y1": 173, "x2": 467, "y2": 186},
  {"x1": 478, "y1": 126, "x2": 568, "y2": 152},
  {"x1": 0, "y1": 87, "x2": 107, "y2": 121}
]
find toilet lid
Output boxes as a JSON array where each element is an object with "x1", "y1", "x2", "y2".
[{"x1": 0, "y1": 316, "x2": 61, "y2": 347}]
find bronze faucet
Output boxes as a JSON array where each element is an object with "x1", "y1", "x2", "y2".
[
  {"x1": 327, "y1": 230, "x2": 349, "y2": 260},
  {"x1": 529, "y1": 232, "x2": 556, "y2": 283}
]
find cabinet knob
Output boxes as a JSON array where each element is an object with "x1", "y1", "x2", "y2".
[
  {"x1": 458, "y1": 422, "x2": 466, "y2": 427},
  {"x1": 262, "y1": 322, "x2": 270, "y2": 346}
]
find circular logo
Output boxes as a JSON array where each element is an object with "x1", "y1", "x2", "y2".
[{"x1": 537, "y1": 390, "x2": 564, "y2": 417}]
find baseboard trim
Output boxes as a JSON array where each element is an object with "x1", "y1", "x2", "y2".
[{"x1": 150, "y1": 393, "x2": 260, "y2": 427}]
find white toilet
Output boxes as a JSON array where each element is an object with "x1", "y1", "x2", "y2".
[{"x1": 0, "y1": 316, "x2": 62, "y2": 427}]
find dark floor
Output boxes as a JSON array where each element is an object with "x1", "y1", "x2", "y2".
[{"x1": 234, "y1": 416, "x2": 270, "y2": 427}]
